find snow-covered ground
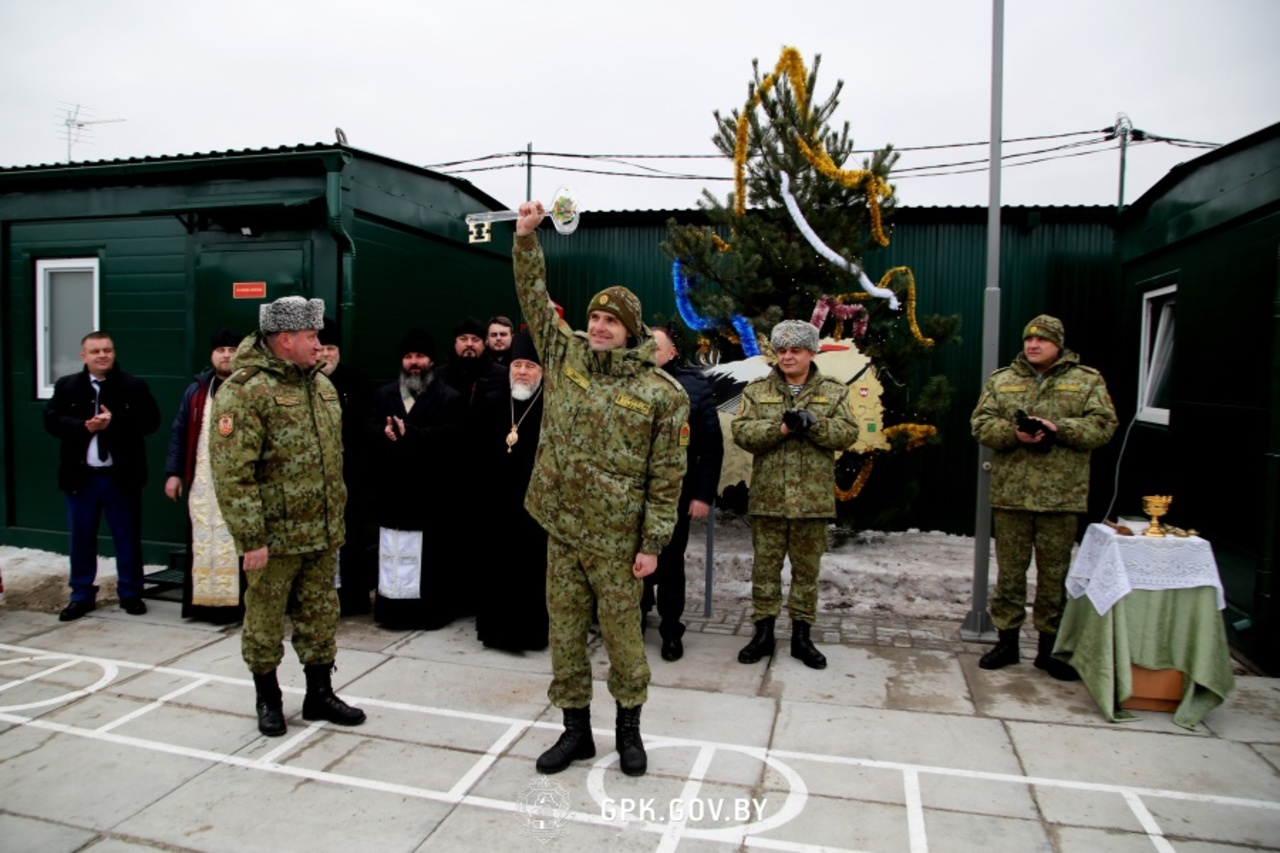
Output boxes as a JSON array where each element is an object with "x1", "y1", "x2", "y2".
[{"x1": 0, "y1": 515, "x2": 997, "y2": 621}]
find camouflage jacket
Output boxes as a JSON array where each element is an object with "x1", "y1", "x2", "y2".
[
  {"x1": 732, "y1": 365, "x2": 859, "y2": 518},
  {"x1": 513, "y1": 233, "x2": 689, "y2": 558},
  {"x1": 971, "y1": 349, "x2": 1118, "y2": 512},
  {"x1": 209, "y1": 334, "x2": 347, "y2": 555}
]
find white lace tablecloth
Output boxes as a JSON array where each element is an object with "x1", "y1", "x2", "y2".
[{"x1": 1066, "y1": 523, "x2": 1226, "y2": 615}]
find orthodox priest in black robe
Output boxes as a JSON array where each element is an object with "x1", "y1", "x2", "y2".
[{"x1": 475, "y1": 331, "x2": 549, "y2": 651}]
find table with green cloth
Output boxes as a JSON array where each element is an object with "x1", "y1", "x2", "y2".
[{"x1": 1053, "y1": 524, "x2": 1235, "y2": 730}]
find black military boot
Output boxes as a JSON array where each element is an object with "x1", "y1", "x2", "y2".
[
  {"x1": 252, "y1": 670, "x2": 287, "y2": 738},
  {"x1": 979, "y1": 628, "x2": 1021, "y2": 670},
  {"x1": 790, "y1": 621, "x2": 827, "y2": 669},
  {"x1": 1034, "y1": 631, "x2": 1081, "y2": 681},
  {"x1": 536, "y1": 707, "x2": 596, "y2": 774},
  {"x1": 737, "y1": 616, "x2": 776, "y2": 664},
  {"x1": 301, "y1": 663, "x2": 367, "y2": 726},
  {"x1": 615, "y1": 702, "x2": 647, "y2": 777}
]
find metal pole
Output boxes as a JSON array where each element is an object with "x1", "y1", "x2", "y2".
[
  {"x1": 704, "y1": 504, "x2": 715, "y2": 618},
  {"x1": 525, "y1": 142, "x2": 533, "y2": 201},
  {"x1": 1115, "y1": 113, "x2": 1133, "y2": 213},
  {"x1": 962, "y1": 0, "x2": 1005, "y2": 643}
]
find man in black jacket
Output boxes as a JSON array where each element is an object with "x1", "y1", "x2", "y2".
[
  {"x1": 45, "y1": 331, "x2": 161, "y2": 620},
  {"x1": 642, "y1": 327, "x2": 724, "y2": 661}
]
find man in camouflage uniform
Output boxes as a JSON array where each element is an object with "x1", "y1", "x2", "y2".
[
  {"x1": 971, "y1": 314, "x2": 1117, "y2": 680},
  {"x1": 732, "y1": 320, "x2": 859, "y2": 670},
  {"x1": 513, "y1": 201, "x2": 688, "y2": 778},
  {"x1": 211, "y1": 296, "x2": 366, "y2": 737}
]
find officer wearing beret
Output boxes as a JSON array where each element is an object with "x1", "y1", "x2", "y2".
[
  {"x1": 971, "y1": 314, "x2": 1117, "y2": 679},
  {"x1": 513, "y1": 200, "x2": 689, "y2": 778}
]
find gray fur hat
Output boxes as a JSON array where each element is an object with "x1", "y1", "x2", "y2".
[
  {"x1": 770, "y1": 320, "x2": 820, "y2": 352},
  {"x1": 260, "y1": 296, "x2": 325, "y2": 333}
]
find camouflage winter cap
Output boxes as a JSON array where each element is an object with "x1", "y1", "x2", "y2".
[
  {"x1": 770, "y1": 320, "x2": 820, "y2": 352},
  {"x1": 587, "y1": 286, "x2": 643, "y2": 340},
  {"x1": 260, "y1": 296, "x2": 325, "y2": 333},
  {"x1": 1023, "y1": 314, "x2": 1065, "y2": 348}
]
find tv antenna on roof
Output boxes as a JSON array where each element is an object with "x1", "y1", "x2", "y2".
[{"x1": 57, "y1": 103, "x2": 125, "y2": 163}]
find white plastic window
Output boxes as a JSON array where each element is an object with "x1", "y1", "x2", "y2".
[
  {"x1": 1137, "y1": 284, "x2": 1175, "y2": 425},
  {"x1": 35, "y1": 257, "x2": 100, "y2": 399}
]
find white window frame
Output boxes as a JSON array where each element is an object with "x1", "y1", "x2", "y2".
[
  {"x1": 1137, "y1": 283, "x2": 1176, "y2": 425},
  {"x1": 35, "y1": 257, "x2": 100, "y2": 399}
]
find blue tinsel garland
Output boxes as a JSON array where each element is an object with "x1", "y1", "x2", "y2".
[{"x1": 672, "y1": 259, "x2": 761, "y2": 357}]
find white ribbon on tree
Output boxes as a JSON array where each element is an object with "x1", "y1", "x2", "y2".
[{"x1": 779, "y1": 171, "x2": 900, "y2": 310}]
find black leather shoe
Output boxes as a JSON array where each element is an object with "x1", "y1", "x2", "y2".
[
  {"x1": 59, "y1": 600, "x2": 96, "y2": 622},
  {"x1": 979, "y1": 629, "x2": 1021, "y2": 670},
  {"x1": 790, "y1": 621, "x2": 828, "y2": 670},
  {"x1": 661, "y1": 636, "x2": 683, "y2": 662},
  {"x1": 738, "y1": 616, "x2": 776, "y2": 664},
  {"x1": 120, "y1": 597, "x2": 147, "y2": 615},
  {"x1": 252, "y1": 670, "x2": 287, "y2": 737},
  {"x1": 302, "y1": 663, "x2": 366, "y2": 726},
  {"x1": 615, "y1": 703, "x2": 647, "y2": 777},
  {"x1": 537, "y1": 707, "x2": 596, "y2": 774},
  {"x1": 1034, "y1": 631, "x2": 1080, "y2": 681}
]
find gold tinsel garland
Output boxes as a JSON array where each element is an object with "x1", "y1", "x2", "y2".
[
  {"x1": 833, "y1": 422, "x2": 937, "y2": 501},
  {"x1": 883, "y1": 423, "x2": 938, "y2": 451},
  {"x1": 733, "y1": 46, "x2": 892, "y2": 247},
  {"x1": 834, "y1": 456, "x2": 875, "y2": 501}
]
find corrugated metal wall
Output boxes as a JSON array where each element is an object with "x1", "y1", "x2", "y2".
[{"x1": 543, "y1": 206, "x2": 1119, "y2": 534}]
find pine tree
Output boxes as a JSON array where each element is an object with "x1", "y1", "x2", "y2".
[{"x1": 663, "y1": 47, "x2": 961, "y2": 526}]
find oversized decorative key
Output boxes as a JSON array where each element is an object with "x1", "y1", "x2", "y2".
[{"x1": 465, "y1": 186, "x2": 581, "y2": 243}]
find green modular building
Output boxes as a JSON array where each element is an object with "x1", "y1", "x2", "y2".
[
  {"x1": 0, "y1": 143, "x2": 516, "y2": 559},
  {"x1": 1115, "y1": 122, "x2": 1280, "y2": 673}
]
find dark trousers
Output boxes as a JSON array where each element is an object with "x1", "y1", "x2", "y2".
[
  {"x1": 65, "y1": 471, "x2": 144, "y2": 603},
  {"x1": 641, "y1": 498, "x2": 690, "y2": 639}
]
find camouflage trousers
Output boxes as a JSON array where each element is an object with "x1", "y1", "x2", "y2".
[
  {"x1": 991, "y1": 510, "x2": 1078, "y2": 634},
  {"x1": 750, "y1": 516, "x2": 826, "y2": 624},
  {"x1": 242, "y1": 549, "x2": 340, "y2": 675},
  {"x1": 546, "y1": 535, "x2": 650, "y2": 710}
]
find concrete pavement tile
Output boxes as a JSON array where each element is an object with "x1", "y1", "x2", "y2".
[
  {"x1": 917, "y1": 773, "x2": 1040, "y2": 820},
  {"x1": 1031, "y1": 785, "x2": 1147, "y2": 832},
  {"x1": 1199, "y1": 676, "x2": 1280, "y2": 744},
  {"x1": 962, "y1": 654, "x2": 1201, "y2": 734},
  {"x1": 113, "y1": 762, "x2": 450, "y2": 853},
  {"x1": 377, "y1": 617, "x2": 516, "y2": 666},
  {"x1": 767, "y1": 645, "x2": 975, "y2": 714},
  {"x1": 0, "y1": 610, "x2": 67, "y2": 643},
  {"x1": 645, "y1": 680, "x2": 775, "y2": 745},
  {"x1": 922, "y1": 808, "x2": 1052, "y2": 852},
  {"x1": 0, "y1": 726, "x2": 212, "y2": 831},
  {"x1": 333, "y1": 614, "x2": 413, "y2": 654},
  {"x1": 762, "y1": 755, "x2": 905, "y2": 804},
  {"x1": 1007, "y1": 720, "x2": 1280, "y2": 799},
  {"x1": 417, "y1": 800, "x2": 669, "y2": 852},
  {"x1": 1048, "y1": 825, "x2": 1171, "y2": 852},
  {"x1": 1168, "y1": 841, "x2": 1280, "y2": 853},
  {"x1": 753, "y1": 790, "x2": 911, "y2": 851},
  {"x1": 145, "y1": 633, "x2": 252, "y2": 679},
  {"x1": 14, "y1": 617, "x2": 223, "y2": 667},
  {"x1": 341, "y1": 655, "x2": 549, "y2": 721},
  {"x1": 68, "y1": 839, "x2": 181, "y2": 852},
  {"x1": 0, "y1": 813, "x2": 97, "y2": 852},
  {"x1": 1255, "y1": 743, "x2": 1280, "y2": 772},
  {"x1": 644, "y1": 632, "x2": 768, "y2": 696},
  {"x1": 773, "y1": 701, "x2": 1023, "y2": 775},
  {"x1": 106, "y1": 670, "x2": 254, "y2": 718},
  {"x1": 1144, "y1": 796, "x2": 1280, "y2": 848},
  {"x1": 279, "y1": 728, "x2": 499, "y2": 793},
  {"x1": 298, "y1": 702, "x2": 529, "y2": 757},
  {"x1": 48, "y1": 697, "x2": 259, "y2": 754}
]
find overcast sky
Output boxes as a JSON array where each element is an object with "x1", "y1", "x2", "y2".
[{"x1": 2, "y1": 0, "x2": 1276, "y2": 212}]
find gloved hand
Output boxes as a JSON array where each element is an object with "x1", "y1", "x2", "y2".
[{"x1": 782, "y1": 409, "x2": 818, "y2": 435}]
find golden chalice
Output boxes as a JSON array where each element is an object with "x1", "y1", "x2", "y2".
[{"x1": 1142, "y1": 495, "x2": 1173, "y2": 537}]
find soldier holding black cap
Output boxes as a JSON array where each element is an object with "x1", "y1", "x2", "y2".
[{"x1": 971, "y1": 314, "x2": 1118, "y2": 680}]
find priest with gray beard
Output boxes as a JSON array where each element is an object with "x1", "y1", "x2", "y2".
[
  {"x1": 367, "y1": 328, "x2": 464, "y2": 630},
  {"x1": 475, "y1": 330, "x2": 549, "y2": 651}
]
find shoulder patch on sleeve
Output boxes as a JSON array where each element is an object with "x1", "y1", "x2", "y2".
[
  {"x1": 217, "y1": 413, "x2": 234, "y2": 436},
  {"x1": 679, "y1": 422, "x2": 690, "y2": 446}
]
